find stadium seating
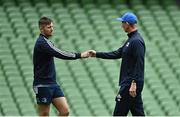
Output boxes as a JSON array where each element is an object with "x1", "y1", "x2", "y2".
[{"x1": 0, "y1": 0, "x2": 180, "y2": 116}]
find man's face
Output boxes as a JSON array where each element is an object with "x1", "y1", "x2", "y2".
[
  {"x1": 41, "y1": 22, "x2": 54, "y2": 37},
  {"x1": 121, "y1": 21, "x2": 129, "y2": 32}
]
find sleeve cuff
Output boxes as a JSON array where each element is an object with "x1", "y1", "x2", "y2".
[
  {"x1": 75, "y1": 53, "x2": 81, "y2": 59},
  {"x1": 96, "y1": 52, "x2": 102, "y2": 58}
]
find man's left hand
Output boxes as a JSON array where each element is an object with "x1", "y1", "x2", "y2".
[{"x1": 129, "y1": 80, "x2": 137, "y2": 97}]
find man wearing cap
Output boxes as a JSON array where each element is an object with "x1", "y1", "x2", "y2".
[{"x1": 88, "y1": 12, "x2": 145, "y2": 116}]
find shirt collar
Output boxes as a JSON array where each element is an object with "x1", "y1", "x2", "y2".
[
  {"x1": 127, "y1": 30, "x2": 138, "y2": 38},
  {"x1": 40, "y1": 33, "x2": 49, "y2": 40}
]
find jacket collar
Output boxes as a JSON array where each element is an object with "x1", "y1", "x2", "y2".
[
  {"x1": 40, "y1": 33, "x2": 49, "y2": 39},
  {"x1": 127, "y1": 30, "x2": 138, "y2": 38}
]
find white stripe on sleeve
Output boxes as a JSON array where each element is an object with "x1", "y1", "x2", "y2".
[{"x1": 45, "y1": 38, "x2": 76, "y2": 58}]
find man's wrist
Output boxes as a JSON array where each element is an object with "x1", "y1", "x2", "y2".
[
  {"x1": 132, "y1": 80, "x2": 136, "y2": 83},
  {"x1": 76, "y1": 53, "x2": 81, "y2": 58},
  {"x1": 131, "y1": 80, "x2": 136, "y2": 85}
]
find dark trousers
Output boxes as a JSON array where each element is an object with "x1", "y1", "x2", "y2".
[{"x1": 113, "y1": 86, "x2": 145, "y2": 116}]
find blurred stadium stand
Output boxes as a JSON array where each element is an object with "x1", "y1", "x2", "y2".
[{"x1": 0, "y1": 0, "x2": 180, "y2": 116}]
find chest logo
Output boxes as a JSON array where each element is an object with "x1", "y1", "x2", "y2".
[{"x1": 126, "y1": 42, "x2": 130, "y2": 47}]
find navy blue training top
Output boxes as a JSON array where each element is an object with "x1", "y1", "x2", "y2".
[
  {"x1": 33, "y1": 34, "x2": 81, "y2": 85},
  {"x1": 96, "y1": 30, "x2": 145, "y2": 86}
]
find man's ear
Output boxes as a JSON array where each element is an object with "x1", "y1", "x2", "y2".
[{"x1": 39, "y1": 25, "x2": 44, "y2": 32}]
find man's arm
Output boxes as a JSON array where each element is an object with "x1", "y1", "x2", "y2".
[
  {"x1": 131, "y1": 40, "x2": 145, "y2": 82},
  {"x1": 39, "y1": 40, "x2": 88, "y2": 59},
  {"x1": 129, "y1": 40, "x2": 145, "y2": 97},
  {"x1": 89, "y1": 47, "x2": 122, "y2": 59}
]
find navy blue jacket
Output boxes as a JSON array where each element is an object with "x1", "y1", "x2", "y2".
[
  {"x1": 96, "y1": 30, "x2": 145, "y2": 87},
  {"x1": 33, "y1": 34, "x2": 81, "y2": 85}
]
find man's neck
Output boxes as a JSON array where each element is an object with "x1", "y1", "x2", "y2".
[{"x1": 127, "y1": 27, "x2": 137, "y2": 34}]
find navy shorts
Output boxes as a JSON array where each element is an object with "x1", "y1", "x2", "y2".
[{"x1": 33, "y1": 84, "x2": 64, "y2": 105}]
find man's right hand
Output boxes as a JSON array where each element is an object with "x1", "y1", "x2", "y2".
[
  {"x1": 81, "y1": 51, "x2": 90, "y2": 58},
  {"x1": 80, "y1": 50, "x2": 96, "y2": 58},
  {"x1": 88, "y1": 50, "x2": 96, "y2": 57}
]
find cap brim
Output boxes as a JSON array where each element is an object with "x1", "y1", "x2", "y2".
[{"x1": 116, "y1": 18, "x2": 124, "y2": 21}]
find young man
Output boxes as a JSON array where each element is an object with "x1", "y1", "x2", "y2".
[
  {"x1": 33, "y1": 17, "x2": 89, "y2": 116},
  {"x1": 88, "y1": 12, "x2": 145, "y2": 116}
]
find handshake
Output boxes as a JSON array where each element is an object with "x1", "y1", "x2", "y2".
[{"x1": 81, "y1": 50, "x2": 97, "y2": 58}]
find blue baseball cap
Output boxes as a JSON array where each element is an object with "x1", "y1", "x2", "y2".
[{"x1": 116, "y1": 12, "x2": 138, "y2": 24}]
